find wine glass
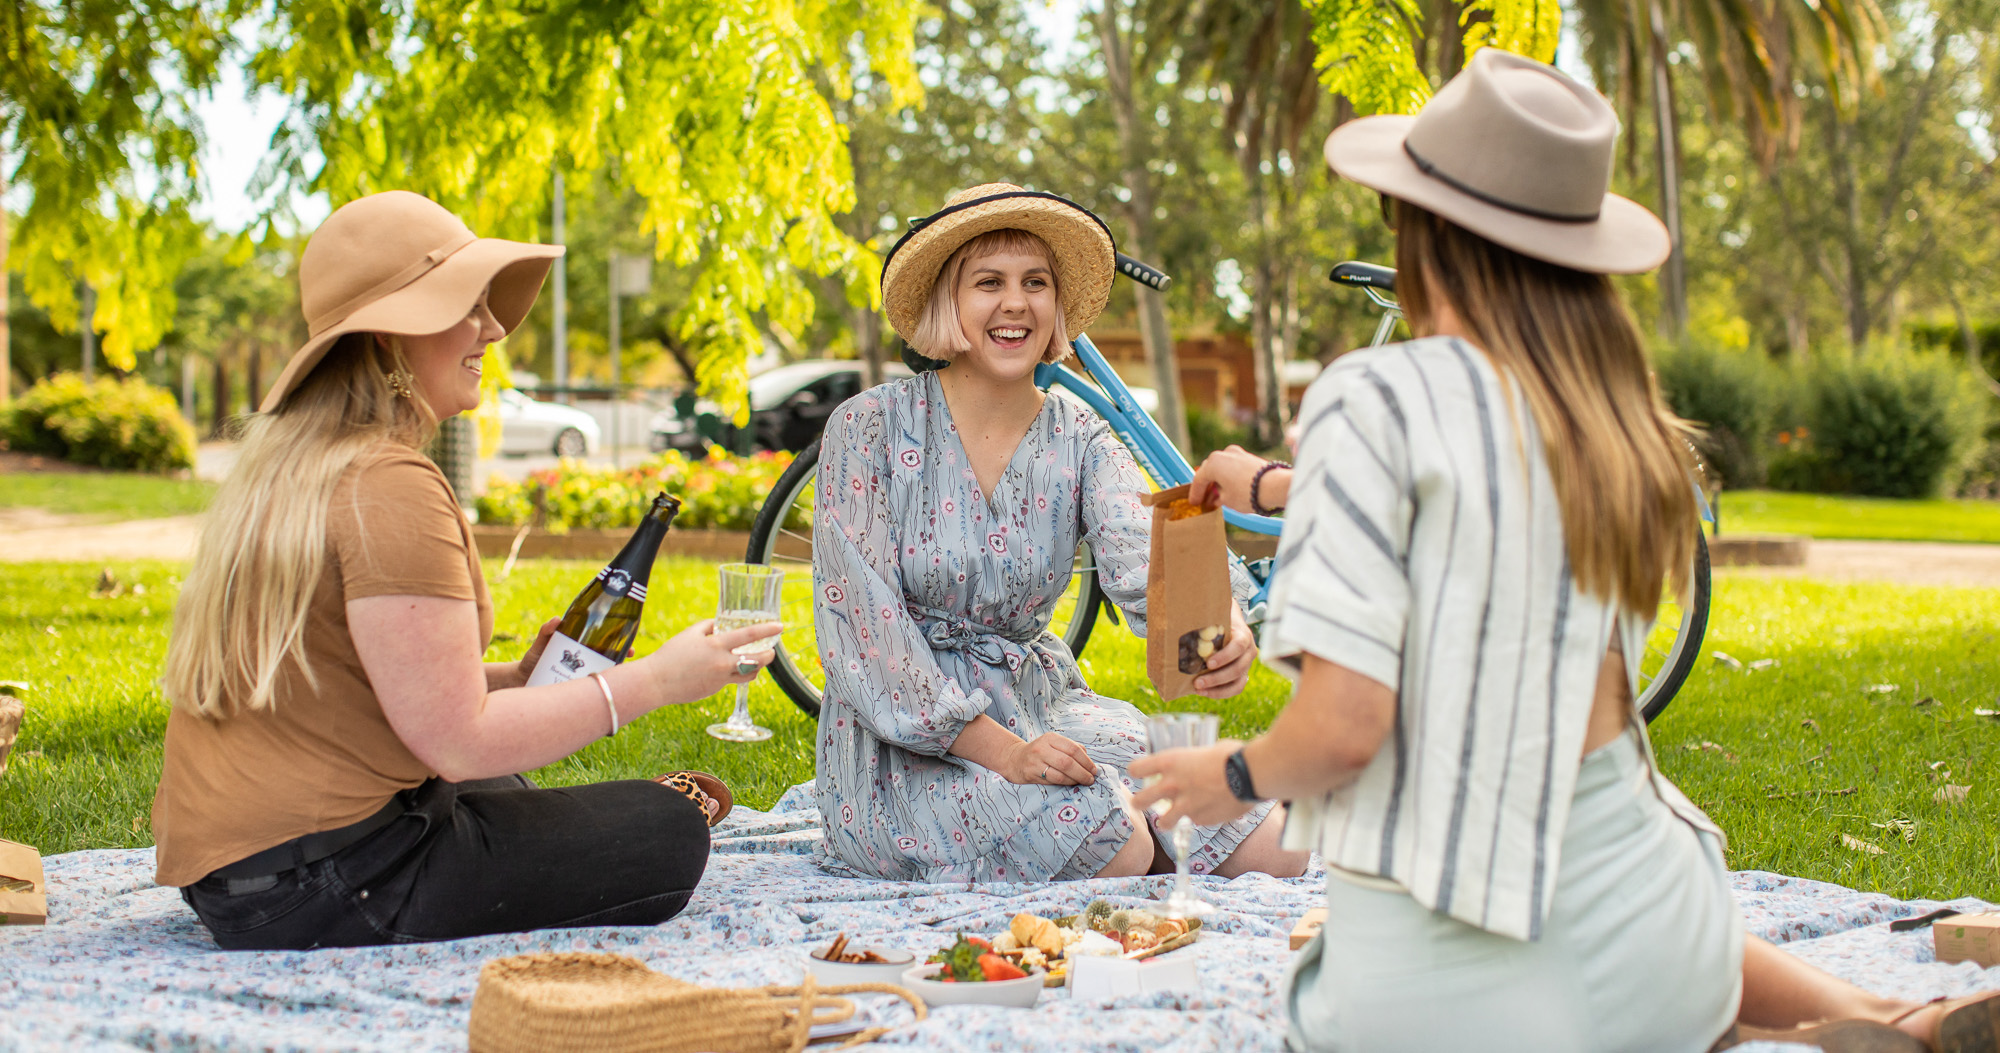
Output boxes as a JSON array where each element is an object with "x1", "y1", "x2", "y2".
[
  {"x1": 707, "y1": 562, "x2": 784, "y2": 743},
  {"x1": 1144, "y1": 712, "x2": 1220, "y2": 918}
]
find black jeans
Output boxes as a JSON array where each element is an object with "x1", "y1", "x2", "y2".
[{"x1": 181, "y1": 776, "x2": 710, "y2": 950}]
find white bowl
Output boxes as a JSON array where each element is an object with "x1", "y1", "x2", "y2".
[
  {"x1": 899, "y1": 962, "x2": 1043, "y2": 1008},
  {"x1": 804, "y1": 946, "x2": 917, "y2": 986}
]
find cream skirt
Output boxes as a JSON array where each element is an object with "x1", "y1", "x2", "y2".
[{"x1": 1284, "y1": 727, "x2": 1744, "y2": 1053}]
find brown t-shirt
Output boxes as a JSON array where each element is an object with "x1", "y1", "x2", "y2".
[{"x1": 151, "y1": 445, "x2": 493, "y2": 887}]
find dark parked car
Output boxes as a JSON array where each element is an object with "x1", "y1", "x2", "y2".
[{"x1": 649, "y1": 360, "x2": 914, "y2": 455}]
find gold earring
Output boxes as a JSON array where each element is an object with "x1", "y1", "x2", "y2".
[{"x1": 384, "y1": 370, "x2": 416, "y2": 398}]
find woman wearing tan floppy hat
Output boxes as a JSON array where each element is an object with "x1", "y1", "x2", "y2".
[
  {"x1": 1136, "y1": 50, "x2": 2000, "y2": 1052},
  {"x1": 152, "y1": 191, "x2": 780, "y2": 950},
  {"x1": 809, "y1": 184, "x2": 1305, "y2": 883}
]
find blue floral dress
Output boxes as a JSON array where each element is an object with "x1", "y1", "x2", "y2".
[{"x1": 811, "y1": 370, "x2": 1271, "y2": 882}]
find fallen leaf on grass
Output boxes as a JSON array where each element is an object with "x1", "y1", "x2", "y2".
[
  {"x1": 1711, "y1": 651, "x2": 1744, "y2": 670},
  {"x1": 1841, "y1": 833, "x2": 1887, "y2": 855},
  {"x1": 1914, "y1": 696, "x2": 1939, "y2": 708},
  {"x1": 1682, "y1": 741, "x2": 1739, "y2": 761},
  {"x1": 1801, "y1": 718, "x2": 1820, "y2": 732},
  {"x1": 131, "y1": 815, "x2": 145, "y2": 833},
  {"x1": 1870, "y1": 819, "x2": 1918, "y2": 844},
  {"x1": 1975, "y1": 709, "x2": 1999, "y2": 720},
  {"x1": 1864, "y1": 684, "x2": 1899, "y2": 694},
  {"x1": 1936, "y1": 785, "x2": 1972, "y2": 805},
  {"x1": 1748, "y1": 658, "x2": 1778, "y2": 671}
]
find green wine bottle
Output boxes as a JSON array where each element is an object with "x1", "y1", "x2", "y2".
[{"x1": 525, "y1": 492, "x2": 682, "y2": 687}]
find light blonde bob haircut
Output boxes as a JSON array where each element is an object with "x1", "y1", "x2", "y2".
[
  {"x1": 1393, "y1": 198, "x2": 1699, "y2": 616},
  {"x1": 163, "y1": 333, "x2": 434, "y2": 718},
  {"x1": 910, "y1": 228, "x2": 1071, "y2": 363}
]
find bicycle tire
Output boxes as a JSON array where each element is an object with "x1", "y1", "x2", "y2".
[
  {"x1": 743, "y1": 436, "x2": 1107, "y2": 720},
  {"x1": 1636, "y1": 531, "x2": 1712, "y2": 723}
]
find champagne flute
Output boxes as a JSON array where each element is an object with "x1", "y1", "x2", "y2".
[
  {"x1": 1144, "y1": 712, "x2": 1220, "y2": 918},
  {"x1": 707, "y1": 563, "x2": 784, "y2": 743}
]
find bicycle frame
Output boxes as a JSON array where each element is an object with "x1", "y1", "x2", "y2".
[{"x1": 1034, "y1": 335, "x2": 1286, "y2": 537}]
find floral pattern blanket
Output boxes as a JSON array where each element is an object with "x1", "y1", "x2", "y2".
[{"x1": 2, "y1": 784, "x2": 1995, "y2": 1052}]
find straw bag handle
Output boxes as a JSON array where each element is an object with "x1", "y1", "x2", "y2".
[{"x1": 757, "y1": 978, "x2": 929, "y2": 1052}]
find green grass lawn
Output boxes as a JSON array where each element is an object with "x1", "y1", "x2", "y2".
[
  {"x1": 2, "y1": 559, "x2": 1995, "y2": 904},
  {"x1": 1717, "y1": 489, "x2": 2000, "y2": 544},
  {"x1": 0, "y1": 472, "x2": 217, "y2": 521}
]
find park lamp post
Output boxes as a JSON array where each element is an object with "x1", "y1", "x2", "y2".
[{"x1": 607, "y1": 250, "x2": 651, "y2": 469}]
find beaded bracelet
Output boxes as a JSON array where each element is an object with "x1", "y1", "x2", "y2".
[{"x1": 1250, "y1": 460, "x2": 1292, "y2": 516}]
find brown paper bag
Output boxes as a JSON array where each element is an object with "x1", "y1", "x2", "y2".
[
  {"x1": 0, "y1": 838, "x2": 46, "y2": 926},
  {"x1": 1143, "y1": 484, "x2": 1236, "y2": 702}
]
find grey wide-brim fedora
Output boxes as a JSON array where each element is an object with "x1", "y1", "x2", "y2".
[
  {"x1": 261, "y1": 191, "x2": 564, "y2": 413},
  {"x1": 1325, "y1": 49, "x2": 1670, "y2": 275}
]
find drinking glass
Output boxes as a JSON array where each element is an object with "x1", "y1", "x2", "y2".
[
  {"x1": 707, "y1": 563, "x2": 784, "y2": 743},
  {"x1": 1144, "y1": 712, "x2": 1220, "y2": 917}
]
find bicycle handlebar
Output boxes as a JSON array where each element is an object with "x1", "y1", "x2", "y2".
[{"x1": 1116, "y1": 253, "x2": 1172, "y2": 291}]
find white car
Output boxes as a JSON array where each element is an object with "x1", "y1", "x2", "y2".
[{"x1": 497, "y1": 388, "x2": 602, "y2": 458}]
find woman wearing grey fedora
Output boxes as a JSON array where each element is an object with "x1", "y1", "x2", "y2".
[
  {"x1": 1137, "y1": 50, "x2": 2000, "y2": 1053},
  {"x1": 153, "y1": 191, "x2": 780, "y2": 950}
]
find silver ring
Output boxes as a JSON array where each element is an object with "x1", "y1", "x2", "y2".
[
  {"x1": 734, "y1": 657, "x2": 759, "y2": 676},
  {"x1": 1042, "y1": 766, "x2": 1050, "y2": 781}
]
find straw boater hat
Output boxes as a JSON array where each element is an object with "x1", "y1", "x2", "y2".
[
  {"x1": 1324, "y1": 49, "x2": 1669, "y2": 275},
  {"x1": 260, "y1": 190, "x2": 564, "y2": 412},
  {"x1": 880, "y1": 183, "x2": 1116, "y2": 355}
]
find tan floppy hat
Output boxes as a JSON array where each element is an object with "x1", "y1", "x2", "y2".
[
  {"x1": 1324, "y1": 49, "x2": 1669, "y2": 275},
  {"x1": 880, "y1": 183, "x2": 1116, "y2": 349},
  {"x1": 260, "y1": 190, "x2": 564, "y2": 413}
]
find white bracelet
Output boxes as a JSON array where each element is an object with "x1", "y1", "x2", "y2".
[{"x1": 590, "y1": 672, "x2": 619, "y2": 737}]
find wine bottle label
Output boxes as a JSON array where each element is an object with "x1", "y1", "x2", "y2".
[
  {"x1": 597, "y1": 568, "x2": 646, "y2": 602},
  {"x1": 525, "y1": 630, "x2": 618, "y2": 688}
]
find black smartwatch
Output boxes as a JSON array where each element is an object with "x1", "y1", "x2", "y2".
[{"x1": 1223, "y1": 747, "x2": 1261, "y2": 802}]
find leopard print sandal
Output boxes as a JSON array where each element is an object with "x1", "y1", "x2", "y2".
[{"x1": 653, "y1": 770, "x2": 734, "y2": 827}]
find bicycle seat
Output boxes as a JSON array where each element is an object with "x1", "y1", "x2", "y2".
[{"x1": 1329, "y1": 261, "x2": 1397, "y2": 293}]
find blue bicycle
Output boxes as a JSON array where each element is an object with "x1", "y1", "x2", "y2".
[{"x1": 745, "y1": 257, "x2": 1710, "y2": 723}]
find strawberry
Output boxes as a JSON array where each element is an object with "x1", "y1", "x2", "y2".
[{"x1": 977, "y1": 953, "x2": 1027, "y2": 981}]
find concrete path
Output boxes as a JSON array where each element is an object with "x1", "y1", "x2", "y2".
[
  {"x1": 0, "y1": 510, "x2": 201, "y2": 563},
  {"x1": 1727, "y1": 538, "x2": 2000, "y2": 588}
]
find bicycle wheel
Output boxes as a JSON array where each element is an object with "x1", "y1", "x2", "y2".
[
  {"x1": 743, "y1": 436, "x2": 1107, "y2": 720},
  {"x1": 1635, "y1": 532, "x2": 1712, "y2": 723}
]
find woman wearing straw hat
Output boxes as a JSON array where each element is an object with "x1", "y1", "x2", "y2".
[
  {"x1": 1134, "y1": 50, "x2": 2000, "y2": 1052},
  {"x1": 152, "y1": 191, "x2": 780, "y2": 950},
  {"x1": 809, "y1": 184, "x2": 1307, "y2": 882}
]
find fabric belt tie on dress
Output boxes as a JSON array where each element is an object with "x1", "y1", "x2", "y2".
[{"x1": 914, "y1": 607, "x2": 1033, "y2": 667}]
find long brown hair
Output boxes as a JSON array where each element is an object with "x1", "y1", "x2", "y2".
[
  {"x1": 1394, "y1": 200, "x2": 1697, "y2": 614},
  {"x1": 163, "y1": 333, "x2": 435, "y2": 717}
]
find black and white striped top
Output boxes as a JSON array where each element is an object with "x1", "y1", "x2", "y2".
[{"x1": 1262, "y1": 336, "x2": 1718, "y2": 941}]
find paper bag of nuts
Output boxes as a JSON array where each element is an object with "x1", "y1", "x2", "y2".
[{"x1": 1142, "y1": 484, "x2": 1236, "y2": 701}]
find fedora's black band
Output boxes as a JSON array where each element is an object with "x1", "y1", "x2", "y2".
[
  {"x1": 1401, "y1": 142, "x2": 1601, "y2": 224},
  {"x1": 882, "y1": 190, "x2": 1116, "y2": 279}
]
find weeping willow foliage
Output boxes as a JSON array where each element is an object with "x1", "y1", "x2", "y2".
[{"x1": 1304, "y1": 0, "x2": 1560, "y2": 117}]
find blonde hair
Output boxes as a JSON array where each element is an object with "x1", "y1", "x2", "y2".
[
  {"x1": 163, "y1": 333, "x2": 436, "y2": 718},
  {"x1": 1394, "y1": 200, "x2": 1698, "y2": 615},
  {"x1": 911, "y1": 228, "x2": 1070, "y2": 362}
]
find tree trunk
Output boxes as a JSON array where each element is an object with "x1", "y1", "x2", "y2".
[
  {"x1": 1646, "y1": 0, "x2": 1687, "y2": 339},
  {"x1": 246, "y1": 347, "x2": 264, "y2": 413},
  {"x1": 211, "y1": 355, "x2": 230, "y2": 438},
  {"x1": 1095, "y1": 0, "x2": 1191, "y2": 455},
  {"x1": 1950, "y1": 285, "x2": 2000, "y2": 398},
  {"x1": 854, "y1": 304, "x2": 884, "y2": 389},
  {"x1": 1, "y1": 165, "x2": 9, "y2": 404}
]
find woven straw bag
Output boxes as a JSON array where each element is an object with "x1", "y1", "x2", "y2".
[{"x1": 467, "y1": 952, "x2": 926, "y2": 1053}]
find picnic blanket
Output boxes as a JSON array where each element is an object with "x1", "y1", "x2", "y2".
[{"x1": 3, "y1": 783, "x2": 1996, "y2": 1052}]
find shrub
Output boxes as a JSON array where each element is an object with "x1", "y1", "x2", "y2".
[
  {"x1": 1769, "y1": 351, "x2": 1989, "y2": 499},
  {"x1": 1, "y1": 373, "x2": 197, "y2": 473},
  {"x1": 1186, "y1": 406, "x2": 1255, "y2": 462},
  {"x1": 1651, "y1": 342, "x2": 1773, "y2": 489},
  {"x1": 476, "y1": 448, "x2": 797, "y2": 532}
]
